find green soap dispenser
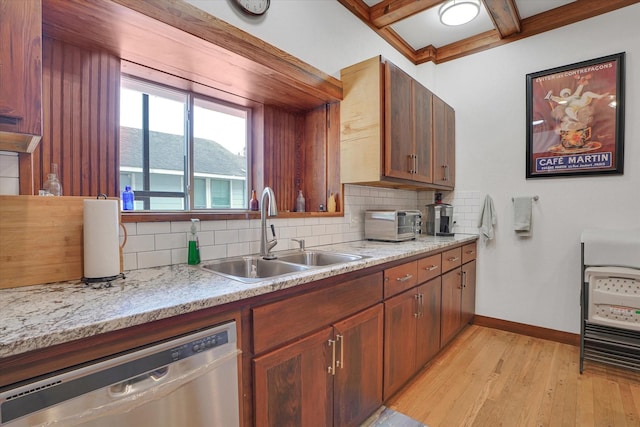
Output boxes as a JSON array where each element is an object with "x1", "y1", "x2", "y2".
[{"x1": 188, "y1": 218, "x2": 201, "y2": 265}]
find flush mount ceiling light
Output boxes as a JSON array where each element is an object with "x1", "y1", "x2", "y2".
[{"x1": 439, "y1": 0, "x2": 480, "y2": 26}]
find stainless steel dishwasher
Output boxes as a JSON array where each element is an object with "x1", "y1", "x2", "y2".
[{"x1": 0, "y1": 321, "x2": 240, "y2": 427}]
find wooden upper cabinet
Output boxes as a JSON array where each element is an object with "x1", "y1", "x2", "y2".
[
  {"x1": 433, "y1": 95, "x2": 456, "y2": 188},
  {"x1": 0, "y1": 0, "x2": 43, "y2": 153},
  {"x1": 385, "y1": 62, "x2": 433, "y2": 183},
  {"x1": 341, "y1": 56, "x2": 450, "y2": 190}
]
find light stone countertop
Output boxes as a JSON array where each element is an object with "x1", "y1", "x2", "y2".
[{"x1": 0, "y1": 235, "x2": 477, "y2": 359}]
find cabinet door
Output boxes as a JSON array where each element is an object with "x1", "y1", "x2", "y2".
[
  {"x1": 254, "y1": 327, "x2": 333, "y2": 427},
  {"x1": 383, "y1": 290, "x2": 418, "y2": 400},
  {"x1": 441, "y1": 267, "x2": 462, "y2": 346},
  {"x1": 432, "y1": 96, "x2": 455, "y2": 188},
  {"x1": 334, "y1": 304, "x2": 383, "y2": 427},
  {"x1": 413, "y1": 81, "x2": 433, "y2": 183},
  {"x1": 384, "y1": 62, "x2": 415, "y2": 181},
  {"x1": 0, "y1": 0, "x2": 42, "y2": 137},
  {"x1": 461, "y1": 260, "x2": 476, "y2": 326},
  {"x1": 416, "y1": 277, "x2": 442, "y2": 367}
]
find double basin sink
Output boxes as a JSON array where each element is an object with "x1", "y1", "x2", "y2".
[{"x1": 202, "y1": 250, "x2": 367, "y2": 283}]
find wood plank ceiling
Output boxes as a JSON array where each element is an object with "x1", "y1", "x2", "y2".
[{"x1": 337, "y1": 0, "x2": 640, "y2": 64}]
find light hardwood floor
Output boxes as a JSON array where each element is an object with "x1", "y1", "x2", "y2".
[{"x1": 386, "y1": 325, "x2": 640, "y2": 427}]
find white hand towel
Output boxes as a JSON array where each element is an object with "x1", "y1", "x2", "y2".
[
  {"x1": 513, "y1": 197, "x2": 532, "y2": 236},
  {"x1": 477, "y1": 195, "x2": 497, "y2": 240}
]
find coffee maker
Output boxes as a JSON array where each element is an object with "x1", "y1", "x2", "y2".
[{"x1": 424, "y1": 203, "x2": 454, "y2": 236}]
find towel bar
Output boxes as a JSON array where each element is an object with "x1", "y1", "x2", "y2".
[{"x1": 511, "y1": 196, "x2": 539, "y2": 202}]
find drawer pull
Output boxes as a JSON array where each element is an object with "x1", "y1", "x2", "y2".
[
  {"x1": 465, "y1": 250, "x2": 475, "y2": 255},
  {"x1": 448, "y1": 256, "x2": 460, "y2": 262},
  {"x1": 425, "y1": 265, "x2": 439, "y2": 271},
  {"x1": 396, "y1": 274, "x2": 413, "y2": 282}
]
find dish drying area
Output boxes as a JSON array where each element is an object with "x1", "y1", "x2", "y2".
[{"x1": 580, "y1": 229, "x2": 640, "y2": 372}]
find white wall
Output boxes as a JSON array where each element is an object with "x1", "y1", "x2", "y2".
[
  {"x1": 176, "y1": 1, "x2": 638, "y2": 333},
  {"x1": 430, "y1": 5, "x2": 640, "y2": 333},
  {"x1": 185, "y1": 0, "x2": 436, "y2": 83}
]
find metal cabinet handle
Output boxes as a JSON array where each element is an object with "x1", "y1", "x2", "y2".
[
  {"x1": 442, "y1": 164, "x2": 449, "y2": 181},
  {"x1": 462, "y1": 271, "x2": 467, "y2": 288},
  {"x1": 396, "y1": 273, "x2": 413, "y2": 282},
  {"x1": 328, "y1": 339, "x2": 336, "y2": 375},
  {"x1": 413, "y1": 155, "x2": 418, "y2": 175},
  {"x1": 448, "y1": 256, "x2": 459, "y2": 262},
  {"x1": 336, "y1": 334, "x2": 344, "y2": 369},
  {"x1": 465, "y1": 250, "x2": 475, "y2": 255},
  {"x1": 414, "y1": 294, "x2": 420, "y2": 318},
  {"x1": 425, "y1": 265, "x2": 438, "y2": 271},
  {"x1": 419, "y1": 293, "x2": 424, "y2": 318}
]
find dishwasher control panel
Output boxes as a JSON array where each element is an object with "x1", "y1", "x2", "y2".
[{"x1": 171, "y1": 330, "x2": 229, "y2": 361}]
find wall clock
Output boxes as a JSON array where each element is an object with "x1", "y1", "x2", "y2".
[{"x1": 234, "y1": 0, "x2": 270, "y2": 16}]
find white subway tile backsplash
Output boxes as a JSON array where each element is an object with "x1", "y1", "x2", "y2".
[
  {"x1": 201, "y1": 220, "x2": 227, "y2": 231},
  {"x1": 155, "y1": 233, "x2": 187, "y2": 250},
  {"x1": 137, "y1": 250, "x2": 172, "y2": 268},
  {"x1": 123, "y1": 253, "x2": 137, "y2": 271},
  {"x1": 171, "y1": 248, "x2": 188, "y2": 265},
  {"x1": 215, "y1": 229, "x2": 238, "y2": 245},
  {"x1": 137, "y1": 222, "x2": 171, "y2": 235},
  {"x1": 0, "y1": 177, "x2": 19, "y2": 195},
  {"x1": 120, "y1": 183, "x2": 453, "y2": 270},
  {"x1": 200, "y1": 244, "x2": 227, "y2": 261},
  {"x1": 0, "y1": 152, "x2": 19, "y2": 177},
  {"x1": 196, "y1": 231, "x2": 215, "y2": 247},
  {"x1": 227, "y1": 242, "x2": 251, "y2": 257},
  {"x1": 123, "y1": 235, "x2": 155, "y2": 253}
]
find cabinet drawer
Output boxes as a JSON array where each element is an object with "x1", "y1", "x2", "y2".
[
  {"x1": 384, "y1": 261, "x2": 418, "y2": 298},
  {"x1": 462, "y1": 242, "x2": 477, "y2": 264},
  {"x1": 417, "y1": 253, "x2": 441, "y2": 284},
  {"x1": 441, "y1": 247, "x2": 462, "y2": 273},
  {"x1": 252, "y1": 272, "x2": 383, "y2": 354}
]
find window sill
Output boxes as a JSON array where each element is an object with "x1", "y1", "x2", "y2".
[{"x1": 121, "y1": 210, "x2": 343, "y2": 223}]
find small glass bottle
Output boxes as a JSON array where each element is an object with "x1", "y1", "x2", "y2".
[
  {"x1": 327, "y1": 192, "x2": 336, "y2": 213},
  {"x1": 122, "y1": 186, "x2": 135, "y2": 210},
  {"x1": 296, "y1": 190, "x2": 306, "y2": 212},
  {"x1": 249, "y1": 189, "x2": 259, "y2": 211},
  {"x1": 43, "y1": 163, "x2": 63, "y2": 196}
]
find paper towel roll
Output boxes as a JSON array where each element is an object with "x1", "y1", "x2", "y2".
[{"x1": 83, "y1": 199, "x2": 121, "y2": 279}]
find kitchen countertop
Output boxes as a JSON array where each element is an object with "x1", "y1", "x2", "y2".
[{"x1": 0, "y1": 235, "x2": 477, "y2": 359}]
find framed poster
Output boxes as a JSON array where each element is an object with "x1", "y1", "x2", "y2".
[{"x1": 526, "y1": 53, "x2": 625, "y2": 178}]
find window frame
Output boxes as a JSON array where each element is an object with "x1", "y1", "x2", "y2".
[{"x1": 120, "y1": 75, "x2": 252, "y2": 213}]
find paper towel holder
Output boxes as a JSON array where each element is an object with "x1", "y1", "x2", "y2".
[{"x1": 81, "y1": 194, "x2": 127, "y2": 288}]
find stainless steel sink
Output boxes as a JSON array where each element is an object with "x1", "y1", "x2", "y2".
[
  {"x1": 202, "y1": 256, "x2": 311, "y2": 283},
  {"x1": 276, "y1": 250, "x2": 365, "y2": 266},
  {"x1": 201, "y1": 250, "x2": 367, "y2": 283}
]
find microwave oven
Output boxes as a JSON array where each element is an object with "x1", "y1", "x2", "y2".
[{"x1": 364, "y1": 210, "x2": 422, "y2": 242}]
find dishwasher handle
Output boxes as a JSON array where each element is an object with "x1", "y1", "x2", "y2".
[{"x1": 109, "y1": 366, "x2": 169, "y2": 396}]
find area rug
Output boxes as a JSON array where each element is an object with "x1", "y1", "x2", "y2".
[{"x1": 360, "y1": 406, "x2": 428, "y2": 427}]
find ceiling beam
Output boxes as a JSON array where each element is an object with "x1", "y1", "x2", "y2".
[
  {"x1": 370, "y1": 0, "x2": 442, "y2": 28},
  {"x1": 339, "y1": 0, "x2": 639, "y2": 65},
  {"x1": 482, "y1": 0, "x2": 521, "y2": 38},
  {"x1": 433, "y1": 0, "x2": 640, "y2": 63},
  {"x1": 337, "y1": 0, "x2": 419, "y2": 63}
]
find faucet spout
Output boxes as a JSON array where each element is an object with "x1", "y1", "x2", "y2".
[{"x1": 260, "y1": 187, "x2": 278, "y2": 259}]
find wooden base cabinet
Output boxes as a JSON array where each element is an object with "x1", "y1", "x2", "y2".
[
  {"x1": 253, "y1": 304, "x2": 383, "y2": 427},
  {"x1": 384, "y1": 277, "x2": 441, "y2": 400},
  {"x1": 441, "y1": 244, "x2": 477, "y2": 346}
]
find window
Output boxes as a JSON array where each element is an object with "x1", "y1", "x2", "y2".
[{"x1": 119, "y1": 76, "x2": 249, "y2": 211}]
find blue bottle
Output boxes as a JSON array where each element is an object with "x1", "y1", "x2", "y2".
[{"x1": 122, "y1": 186, "x2": 135, "y2": 210}]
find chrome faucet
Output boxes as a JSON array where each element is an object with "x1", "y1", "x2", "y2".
[{"x1": 260, "y1": 187, "x2": 278, "y2": 259}]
